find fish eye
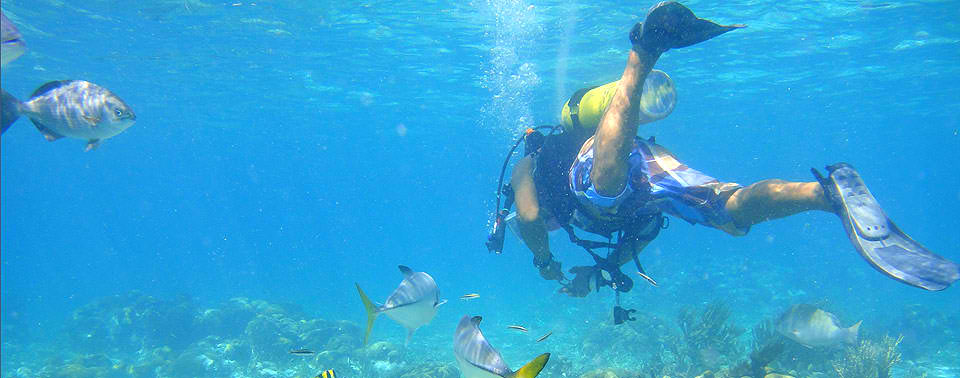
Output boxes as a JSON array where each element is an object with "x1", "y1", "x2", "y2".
[{"x1": 114, "y1": 108, "x2": 123, "y2": 117}]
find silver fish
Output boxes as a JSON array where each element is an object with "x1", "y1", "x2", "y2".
[
  {"x1": 355, "y1": 265, "x2": 446, "y2": 345},
  {"x1": 454, "y1": 315, "x2": 550, "y2": 378},
  {"x1": 1, "y1": 10, "x2": 26, "y2": 67},
  {"x1": 1, "y1": 80, "x2": 136, "y2": 149},
  {"x1": 775, "y1": 304, "x2": 861, "y2": 348}
]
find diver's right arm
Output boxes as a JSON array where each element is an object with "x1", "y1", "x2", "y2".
[{"x1": 510, "y1": 156, "x2": 565, "y2": 281}]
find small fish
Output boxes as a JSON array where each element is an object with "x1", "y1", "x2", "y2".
[
  {"x1": 507, "y1": 325, "x2": 528, "y2": 333},
  {"x1": 314, "y1": 370, "x2": 336, "y2": 378},
  {"x1": 1, "y1": 81, "x2": 136, "y2": 149},
  {"x1": 637, "y1": 271, "x2": 658, "y2": 287},
  {"x1": 1, "y1": 10, "x2": 26, "y2": 67},
  {"x1": 460, "y1": 293, "x2": 480, "y2": 300},
  {"x1": 289, "y1": 349, "x2": 315, "y2": 355},
  {"x1": 454, "y1": 315, "x2": 551, "y2": 378},
  {"x1": 535, "y1": 331, "x2": 552, "y2": 343},
  {"x1": 356, "y1": 265, "x2": 447, "y2": 345},
  {"x1": 775, "y1": 304, "x2": 860, "y2": 348}
]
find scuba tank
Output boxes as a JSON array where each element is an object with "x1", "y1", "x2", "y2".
[{"x1": 560, "y1": 69, "x2": 676, "y2": 133}]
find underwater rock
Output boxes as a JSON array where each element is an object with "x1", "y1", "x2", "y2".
[
  {"x1": 160, "y1": 336, "x2": 228, "y2": 377},
  {"x1": 358, "y1": 340, "x2": 404, "y2": 363},
  {"x1": 26, "y1": 293, "x2": 370, "y2": 378},
  {"x1": 539, "y1": 354, "x2": 574, "y2": 377},
  {"x1": 353, "y1": 341, "x2": 407, "y2": 377},
  {"x1": 581, "y1": 309, "x2": 674, "y2": 369},
  {"x1": 244, "y1": 313, "x2": 301, "y2": 362},
  {"x1": 50, "y1": 364, "x2": 114, "y2": 378},
  {"x1": 216, "y1": 338, "x2": 251, "y2": 366},
  {"x1": 580, "y1": 368, "x2": 628, "y2": 378},
  {"x1": 197, "y1": 299, "x2": 257, "y2": 339},
  {"x1": 399, "y1": 362, "x2": 459, "y2": 378},
  {"x1": 67, "y1": 291, "x2": 200, "y2": 353},
  {"x1": 889, "y1": 304, "x2": 957, "y2": 358}
]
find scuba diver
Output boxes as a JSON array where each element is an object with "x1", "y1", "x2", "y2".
[{"x1": 486, "y1": 2, "x2": 959, "y2": 299}]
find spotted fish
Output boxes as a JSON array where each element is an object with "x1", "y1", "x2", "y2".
[
  {"x1": 454, "y1": 315, "x2": 550, "y2": 378},
  {"x1": 355, "y1": 265, "x2": 446, "y2": 345},
  {"x1": 775, "y1": 304, "x2": 861, "y2": 348}
]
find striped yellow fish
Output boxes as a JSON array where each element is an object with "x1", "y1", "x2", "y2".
[{"x1": 315, "y1": 369, "x2": 335, "y2": 378}]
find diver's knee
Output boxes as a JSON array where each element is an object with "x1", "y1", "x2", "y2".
[
  {"x1": 516, "y1": 205, "x2": 542, "y2": 224},
  {"x1": 590, "y1": 162, "x2": 627, "y2": 196}
]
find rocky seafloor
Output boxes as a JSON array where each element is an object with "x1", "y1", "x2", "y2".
[{"x1": 1, "y1": 291, "x2": 957, "y2": 378}]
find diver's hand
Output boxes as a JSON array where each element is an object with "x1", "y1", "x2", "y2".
[
  {"x1": 559, "y1": 265, "x2": 595, "y2": 298},
  {"x1": 536, "y1": 258, "x2": 565, "y2": 282}
]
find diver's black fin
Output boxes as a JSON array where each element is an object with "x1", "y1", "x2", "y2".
[
  {"x1": 1, "y1": 88, "x2": 22, "y2": 134},
  {"x1": 632, "y1": 2, "x2": 745, "y2": 54},
  {"x1": 814, "y1": 163, "x2": 960, "y2": 290}
]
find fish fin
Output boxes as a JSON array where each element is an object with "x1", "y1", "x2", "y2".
[
  {"x1": 398, "y1": 265, "x2": 414, "y2": 277},
  {"x1": 82, "y1": 115, "x2": 101, "y2": 126},
  {"x1": 1, "y1": 88, "x2": 23, "y2": 134},
  {"x1": 471, "y1": 316, "x2": 483, "y2": 326},
  {"x1": 435, "y1": 299, "x2": 447, "y2": 308},
  {"x1": 30, "y1": 120, "x2": 65, "y2": 141},
  {"x1": 85, "y1": 139, "x2": 101, "y2": 152},
  {"x1": 405, "y1": 329, "x2": 414, "y2": 346},
  {"x1": 846, "y1": 320, "x2": 862, "y2": 344},
  {"x1": 29, "y1": 80, "x2": 74, "y2": 99},
  {"x1": 508, "y1": 353, "x2": 550, "y2": 378},
  {"x1": 355, "y1": 283, "x2": 379, "y2": 346}
]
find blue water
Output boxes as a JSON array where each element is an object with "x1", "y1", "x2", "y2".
[{"x1": 1, "y1": 0, "x2": 958, "y2": 377}]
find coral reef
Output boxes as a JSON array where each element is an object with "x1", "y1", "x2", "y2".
[
  {"x1": 4, "y1": 291, "x2": 373, "y2": 378},
  {"x1": 5, "y1": 290, "x2": 953, "y2": 378},
  {"x1": 398, "y1": 362, "x2": 459, "y2": 378},
  {"x1": 730, "y1": 319, "x2": 785, "y2": 378},
  {"x1": 67, "y1": 291, "x2": 200, "y2": 353},
  {"x1": 675, "y1": 301, "x2": 744, "y2": 372},
  {"x1": 580, "y1": 368, "x2": 630, "y2": 378},
  {"x1": 832, "y1": 334, "x2": 903, "y2": 378},
  {"x1": 887, "y1": 304, "x2": 959, "y2": 359}
]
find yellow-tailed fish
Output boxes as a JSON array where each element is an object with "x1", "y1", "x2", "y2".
[
  {"x1": 356, "y1": 265, "x2": 447, "y2": 346},
  {"x1": 454, "y1": 315, "x2": 551, "y2": 378}
]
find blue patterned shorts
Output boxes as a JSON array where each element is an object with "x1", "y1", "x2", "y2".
[{"x1": 569, "y1": 136, "x2": 746, "y2": 235}]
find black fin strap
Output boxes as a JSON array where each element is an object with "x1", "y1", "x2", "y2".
[{"x1": 567, "y1": 86, "x2": 599, "y2": 130}]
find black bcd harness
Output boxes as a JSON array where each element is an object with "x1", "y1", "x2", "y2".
[{"x1": 485, "y1": 88, "x2": 667, "y2": 317}]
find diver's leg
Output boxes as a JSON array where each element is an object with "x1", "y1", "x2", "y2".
[
  {"x1": 590, "y1": 3, "x2": 744, "y2": 197},
  {"x1": 724, "y1": 180, "x2": 832, "y2": 230},
  {"x1": 510, "y1": 156, "x2": 565, "y2": 281},
  {"x1": 590, "y1": 49, "x2": 658, "y2": 197}
]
